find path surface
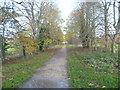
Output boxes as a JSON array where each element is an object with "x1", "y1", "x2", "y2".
[{"x1": 20, "y1": 46, "x2": 69, "y2": 88}]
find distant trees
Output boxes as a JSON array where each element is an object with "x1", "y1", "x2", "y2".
[
  {"x1": 0, "y1": 1, "x2": 19, "y2": 61},
  {"x1": 101, "y1": 0, "x2": 111, "y2": 51},
  {"x1": 66, "y1": 2, "x2": 100, "y2": 49},
  {"x1": 65, "y1": 1, "x2": 119, "y2": 53},
  {"x1": 15, "y1": 1, "x2": 63, "y2": 51},
  {"x1": 36, "y1": 3, "x2": 63, "y2": 51},
  {"x1": 109, "y1": 0, "x2": 120, "y2": 53},
  {"x1": 0, "y1": 0, "x2": 63, "y2": 62}
]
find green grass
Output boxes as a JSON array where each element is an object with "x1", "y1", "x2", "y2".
[
  {"x1": 95, "y1": 43, "x2": 104, "y2": 47},
  {"x1": 2, "y1": 52, "x2": 54, "y2": 88},
  {"x1": 6, "y1": 48, "x2": 20, "y2": 55},
  {"x1": 67, "y1": 50, "x2": 119, "y2": 88},
  {"x1": 66, "y1": 45, "x2": 77, "y2": 48},
  {"x1": 49, "y1": 45, "x2": 62, "y2": 49}
]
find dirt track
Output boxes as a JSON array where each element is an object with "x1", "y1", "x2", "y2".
[{"x1": 20, "y1": 46, "x2": 69, "y2": 88}]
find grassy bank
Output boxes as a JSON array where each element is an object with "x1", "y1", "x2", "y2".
[
  {"x1": 67, "y1": 48, "x2": 119, "y2": 88},
  {"x1": 66, "y1": 45, "x2": 78, "y2": 48},
  {"x1": 2, "y1": 50, "x2": 56, "y2": 88}
]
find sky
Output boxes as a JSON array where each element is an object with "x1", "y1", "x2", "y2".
[
  {"x1": 57, "y1": 0, "x2": 102, "y2": 20},
  {"x1": 0, "y1": 0, "x2": 119, "y2": 35},
  {"x1": 56, "y1": 0, "x2": 76, "y2": 32},
  {"x1": 1, "y1": 0, "x2": 119, "y2": 21},
  {"x1": 0, "y1": 0, "x2": 75, "y2": 22},
  {"x1": 56, "y1": 0, "x2": 75, "y2": 20},
  {"x1": 0, "y1": 0, "x2": 76, "y2": 35},
  {"x1": 0, "y1": 0, "x2": 120, "y2": 18}
]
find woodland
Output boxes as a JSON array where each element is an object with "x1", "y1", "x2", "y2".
[{"x1": 0, "y1": 0, "x2": 120, "y2": 88}]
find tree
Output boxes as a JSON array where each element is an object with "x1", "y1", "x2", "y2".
[
  {"x1": 109, "y1": 1, "x2": 119, "y2": 53},
  {"x1": 15, "y1": 1, "x2": 63, "y2": 51},
  {"x1": 0, "y1": 0, "x2": 19, "y2": 61},
  {"x1": 66, "y1": 2, "x2": 100, "y2": 49},
  {"x1": 14, "y1": 0, "x2": 38, "y2": 40},
  {"x1": 16, "y1": 29, "x2": 36, "y2": 57},
  {"x1": 0, "y1": 0, "x2": 63, "y2": 59},
  {"x1": 37, "y1": 3, "x2": 63, "y2": 51},
  {"x1": 99, "y1": 0, "x2": 112, "y2": 51}
]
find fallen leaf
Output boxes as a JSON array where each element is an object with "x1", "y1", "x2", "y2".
[
  {"x1": 102, "y1": 86, "x2": 106, "y2": 88},
  {"x1": 9, "y1": 78, "x2": 13, "y2": 80},
  {"x1": 88, "y1": 83, "x2": 94, "y2": 86}
]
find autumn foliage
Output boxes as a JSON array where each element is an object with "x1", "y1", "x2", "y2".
[{"x1": 16, "y1": 29, "x2": 36, "y2": 54}]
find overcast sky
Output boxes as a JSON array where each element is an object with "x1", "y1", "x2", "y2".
[
  {"x1": 0, "y1": 0, "x2": 119, "y2": 21},
  {"x1": 57, "y1": 0, "x2": 75, "y2": 20},
  {"x1": 0, "y1": 0, "x2": 119, "y2": 33}
]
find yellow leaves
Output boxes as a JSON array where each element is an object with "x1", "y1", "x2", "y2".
[
  {"x1": 26, "y1": 46, "x2": 36, "y2": 53},
  {"x1": 16, "y1": 29, "x2": 36, "y2": 54},
  {"x1": 44, "y1": 39, "x2": 53, "y2": 46}
]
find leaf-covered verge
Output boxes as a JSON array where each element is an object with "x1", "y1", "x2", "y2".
[
  {"x1": 2, "y1": 50, "x2": 55, "y2": 88},
  {"x1": 67, "y1": 48, "x2": 119, "y2": 88}
]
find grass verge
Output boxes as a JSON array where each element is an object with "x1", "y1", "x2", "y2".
[
  {"x1": 66, "y1": 45, "x2": 77, "y2": 49},
  {"x1": 67, "y1": 49, "x2": 119, "y2": 88},
  {"x1": 49, "y1": 45, "x2": 63, "y2": 49},
  {"x1": 2, "y1": 51, "x2": 55, "y2": 88}
]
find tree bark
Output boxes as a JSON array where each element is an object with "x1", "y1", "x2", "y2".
[
  {"x1": 103, "y1": 1, "x2": 110, "y2": 51},
  {"x1": 94, "y1": 38, "x2": 97, "y2": 51},
  {"x1": 104, "y1": 6, "x2": 108, "y2": 51},
  {"x1": 39, "y1": 41, "x2": 44, "y2": 51},
  {"x1": 1, "y1": 21, "x2": 6, "y2": 62},
  {"x1": 22, "y1": 46, "x2": 26, "y2": 57},
  {"x1": 111, "y1": 36, "x2": 116, "y2": 53}
]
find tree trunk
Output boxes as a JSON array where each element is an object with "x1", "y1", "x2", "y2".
[
  {"x1": 1, "y1": 19, "x2": 6, "y2": 62},
  {"x1": 23, "y1": 46, "x2": 26, "y2": 57},
  {"x1": 111, "y1": 37, "x2": 116, "y2": 53},
  {"x1": 105, "y1": 34, "x2": 108, "y2": 50},
  {"x1": 94, "y1": 37, "x2": 97, "y2": 51},
  {"x1": 1, "y1": 35, "x2": 5, "y2": 62},
  {"x1": 104, "y1": 3, "x2": 109, "y2": 51},
  {"x1": 39, "y1": 41, "x2": 44, "y2": 51},
  {"x1": 0, "y1": 35, "x2": 2, "y2": 61}
]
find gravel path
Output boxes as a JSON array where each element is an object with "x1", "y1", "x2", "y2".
[{"x1": 20, "y1": 46, "x2": 69, "y2": 88}]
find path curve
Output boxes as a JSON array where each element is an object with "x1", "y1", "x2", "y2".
[{"x1": 20, "y1": 46, "x2": 69, "y2": 88}]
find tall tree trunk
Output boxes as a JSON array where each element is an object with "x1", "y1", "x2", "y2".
[
  {"x1": 82, "y1": 35, "x2": 89, "y2": 48},
  {"x1": 111, "y1": 36, "x2": 116, "y2": 53},
  {"x1": 39, "y1": 41, "x2": 44, "y2": 51},
  {"x1": 94, "y1": 37, "x2": 97, "y2": 51},
  {"x1": 118, "y1": 2, "x2": 120, "y2": 29},
  {"x1": 0, "y1": 35, "x2": 2, "y2": 60},
  {"x1": 104, "y1": 2, "x2": 109, "y2": 51},
  {"x1": 2, "y1": 23, "x2": 6, "y2": 62},
  {"x1": 22, "y1": 46, "x2": 26, "y2": 57},
  {"x1": 1, "y1": 39, "x2": 5, "y2": 61},
  {"x1": 105, "y1": 34, "x2": 108, "y2": 50},
  {"x1": 111, "y1": 0, "x2": 116, "y2": 53},
  {"x1": 1, "y1": 42, "x2": 5, "y2": 61}
]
